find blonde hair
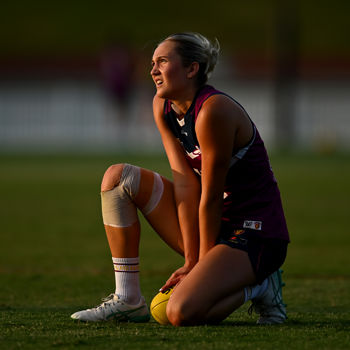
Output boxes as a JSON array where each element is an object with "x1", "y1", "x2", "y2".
[{"x1": 161, "y1": 32, "x2": 220, "y2": 86}]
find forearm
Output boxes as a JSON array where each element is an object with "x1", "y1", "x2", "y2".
[
  {"x1": 198, "y1": 196, "x2": 223, "y2": 260},
  {"x1": 175, "y1": 185, "x2": 200, "y2": 267}
]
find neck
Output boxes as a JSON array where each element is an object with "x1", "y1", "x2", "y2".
[{"x1": 171, "y1": 85, "x2": 199, "y2": 115}]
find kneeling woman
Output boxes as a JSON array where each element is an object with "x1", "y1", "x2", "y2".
[{"x1": 71, "y1": 32, "x2": 290, "y2": 326}]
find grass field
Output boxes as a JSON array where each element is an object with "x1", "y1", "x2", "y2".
[{"x1": 1, "y1": 152, "x2": 350, "y2": 349}]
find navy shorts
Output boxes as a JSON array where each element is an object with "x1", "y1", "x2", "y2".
[{"x1": 217, "y1": 229, "x2": 288, "y2": 284}]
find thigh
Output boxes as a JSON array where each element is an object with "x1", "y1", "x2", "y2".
[
  {"x1": 218, "y1": 229, "x2": 288, "y2": 284},
  {"x1": 136, "y1": 169, "x2": 184, "y2": 256},
  {"x1": 144, "y1": 175, "x2": 184, "y2": 255},
  {"x1": 168, "y1": 245, "x2": 256, "y2": 319}
]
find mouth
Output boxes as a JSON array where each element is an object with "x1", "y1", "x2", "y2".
[{"x1": 155, "y1": 79, "x2": 163, "y2": 87}]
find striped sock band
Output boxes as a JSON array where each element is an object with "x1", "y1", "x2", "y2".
[{"x1": 112, "y1": 257, "x2": 141, "y2": 304}]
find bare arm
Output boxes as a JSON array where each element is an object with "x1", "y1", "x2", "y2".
[
  {"x1": 195, "y1": 94, "x2": 251, "y2": 259},
  {"x1": 153, "y1": 95, "x2": 201, "y2": 280}
]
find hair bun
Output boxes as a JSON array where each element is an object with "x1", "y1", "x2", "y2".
[
  {"x1": 205, "y1": 37, "x2": 220, "y2": 75},
  {"x1": 161, "y1": 32, "x2": 220, "y2": 86}
]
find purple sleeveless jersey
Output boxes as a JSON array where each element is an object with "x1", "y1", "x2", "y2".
[{"x1": 164, "y1": 85, "x2": 289, "y2": 241}]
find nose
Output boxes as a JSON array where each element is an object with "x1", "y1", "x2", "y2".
[{"x1": 150, "y1": 63, "x2": 159, "y2": 76}]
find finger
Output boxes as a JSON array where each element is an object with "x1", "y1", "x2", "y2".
[
  {"x1": 159, "y1": 274, "x2": 177, "y2": 292},
  {"x1": 166, "y1": 272, "x2": 180, "y2": 284},
  {"x1": 160, "y1": 277, "x2": 180, "y2": 292},
  {"x1": 160, "y1": 281, "x2": 175, "y2": 292}
]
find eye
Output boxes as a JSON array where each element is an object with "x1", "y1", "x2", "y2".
[
  {"x1": 158, "y1": 58, "x2": 167, "y2": 66},
  {"x1": 151, "y1": 57, "x2": 168, "y2": 70}
]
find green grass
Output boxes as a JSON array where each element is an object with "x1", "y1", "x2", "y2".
[{"x1": 1, "y1": 152, "x2": 350, "y2": 349}]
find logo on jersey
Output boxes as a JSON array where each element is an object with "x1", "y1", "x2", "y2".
[
  {"x1": 227, "y1": 229, "x2": 247, "y2": 245},
  {"x1": 185, "y1": 146, "x2": 202, "y2": 176},
  {"x1": 186, "y1": 146, "x2": 201, "y2": 160},
  {"x1": 243, "y1": 220, "x2": 262, "y2": 231},
  {"x1": 223, "y1": 191, "x2": 231, "y2": 199}
]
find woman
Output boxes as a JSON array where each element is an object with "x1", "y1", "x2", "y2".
[{"x1": 71, "y1": 32, "x2": 290, "y2": 326}]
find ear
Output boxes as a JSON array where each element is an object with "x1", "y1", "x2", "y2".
[{"x1": 186, "y1": 62, "x2": 200, "y2": 79}]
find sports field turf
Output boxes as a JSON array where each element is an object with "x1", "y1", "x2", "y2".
[{"x1": 1, "y1": 152, "x2": 349, "y2": 349}]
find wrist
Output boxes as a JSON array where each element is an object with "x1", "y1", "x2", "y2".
[
  {"x1": 184, "y1": 257, "x2": 198, "y2": 269},
  {"x1": 199, "y1": 242, "x2": 214, "y2": 260}
]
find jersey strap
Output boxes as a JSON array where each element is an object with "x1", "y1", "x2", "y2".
[
  {"x1": 193, "y1": 86, "x2": 257, "y2": 168},
  {"x1": 229, "y1": 124, "x2": 256, "y2": 168}
]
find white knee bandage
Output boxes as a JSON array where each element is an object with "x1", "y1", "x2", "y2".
[
  {"x1": 101, "y1": 164, "x2": 141, "y2": 228},
  {"x1": 141, "y1": 172, "x2": 164, "y2": 216}
]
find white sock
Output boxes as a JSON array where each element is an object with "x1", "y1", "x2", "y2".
[
  {"x1": 244, "y1": 278, "x2": 269, "y2": 303},
  {"x1": 112, "y1": 257, "x2": 141, "y2": 304}
]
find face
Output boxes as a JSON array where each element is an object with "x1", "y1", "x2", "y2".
[{"x1": 151, "y1": 40, "x2": 194, "y2": 100}]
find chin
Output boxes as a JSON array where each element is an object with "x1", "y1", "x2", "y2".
[
  {"x1": 156, "y1": 88, "x2": 171, "y2": 100},
  {"x1": 157, "y1": 87, "x2": 183, "y2": 101}
]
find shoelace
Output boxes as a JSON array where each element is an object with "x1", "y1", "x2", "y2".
[
  {"x1": 97, "y1": 294, "x2": 120, "y2": 310},
  {"x1": 101, "y1": 294, "x2": 116, "y2": 303}
]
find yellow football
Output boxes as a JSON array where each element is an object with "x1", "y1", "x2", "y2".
[{"x1": 150, "y1": 287, "x2": 174, "y2": 325}]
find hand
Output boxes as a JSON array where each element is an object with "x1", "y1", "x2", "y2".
[{"x1": 159, "y1": 265, "x2": 194, "y2": 292}]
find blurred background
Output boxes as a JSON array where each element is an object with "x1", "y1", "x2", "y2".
[
  {"x1": 1, "y1": 0, "x2": 349, "y2": 154},
  {"x1": 1, "y1": 4, "x2": 350, "y2": 342}
]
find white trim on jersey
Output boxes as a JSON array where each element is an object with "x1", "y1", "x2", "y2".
[{"x1": 229, "y1": 124, "x2": 257, "y2": 168}]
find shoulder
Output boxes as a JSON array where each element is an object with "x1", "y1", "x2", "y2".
[
  {"x1": 196, "y1": 93, "x2": 246, "y2": 131},
  {"x1": 153, "y1": 94, "x2": 174, "y2": 135},
  {"x1": 202, "y1": 93, "x2": 246, "y2": 118},
  {"x1": 152, "y1": 94, "x2": 166, "y2": 123},
  {"x1": 196, "y1": 92, "x2": 254, "y2": 150},
  {"x1": 153, "y1": 94, "x2": 165, "y2": 113}
]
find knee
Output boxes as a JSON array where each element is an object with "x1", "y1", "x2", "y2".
[
  {"x1": 166, "y1": 298, "x2": 202, "y2": 326},
  {"x1": 101, "y1": 163, "x2": 125, "y2": 192}
]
